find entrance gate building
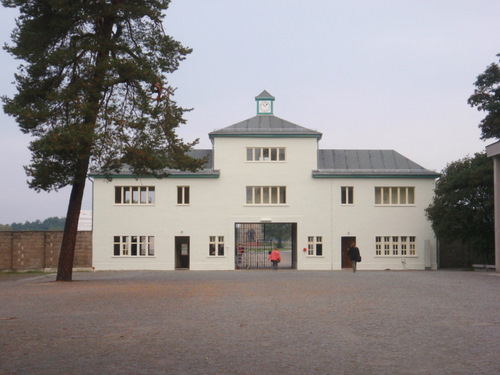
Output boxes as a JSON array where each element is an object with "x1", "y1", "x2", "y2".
[{"x1": 235, "y1": 223, "x2": 297, "y2": 269}]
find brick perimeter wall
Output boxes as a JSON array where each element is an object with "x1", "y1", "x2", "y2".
[{"x1": 0, "y1": 231, "x2": 92, "y2": 271}]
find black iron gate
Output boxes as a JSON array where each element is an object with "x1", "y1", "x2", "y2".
[{"x1": 235, "y1": 223, "x2": 296, "y2": 269}]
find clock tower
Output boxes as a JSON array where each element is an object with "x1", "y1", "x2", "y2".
[{"x1": 255, "y1": 90, "x2": 275, "y2": 115}]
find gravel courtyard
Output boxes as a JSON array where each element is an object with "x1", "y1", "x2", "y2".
[{"x1": 1, "y1": 270, "x2": 499, "y2": 375}]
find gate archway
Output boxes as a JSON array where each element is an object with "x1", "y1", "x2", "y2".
[{"x1": 235, "y1": 223, "x2": 296, "y2": 269}]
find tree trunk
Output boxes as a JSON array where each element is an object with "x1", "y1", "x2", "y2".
[{"x1": 56, "y1": 177, "x2": 87, "y2": 281}]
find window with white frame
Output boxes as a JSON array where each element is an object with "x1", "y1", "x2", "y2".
[
  {"x1": 409, "y1": 236, "x2": 416, "y2": 255},
  {"x1": 401, "y1": 236, "x2": 408, "y2": 255},
  {"x1": 376, "y1": 237, "x2": 382, "y2": 255},
  {"x1": 375, "y1": 187, "x2": 415, "y2": 205},
  {"x1": 246, "y1": 186, "x2": 286, "y2": 205},
  {"x1": 375, "y1": 236, "x2": 416, "y2": 256},
  {"x1": 383, "y1": 236, "x2": 390, "y2": 255},
  {"x1": 209, "y1": 236, "x2": 224, "y2": 256},
  {"x1": 113, "y1": 236, "x2": 155, "y2": 256},
  {"x1": 115, "y1": 186, "x2": 155, "y2": 205},
  {"x1": 177, "y1": 186, "x2": 190, "y2": 205},
  {"x1": 246, "y1": 147, "x2": 286, "y2": 162},
  {"x1": 341, "y1": 186, "x2": 354, "y2": 205},
  {"x1": 307, "y1": 236, "x2": 323, "y2": 256},
  {"x1": 392, "y1": 236, "x2": 399, "y2": 255}
]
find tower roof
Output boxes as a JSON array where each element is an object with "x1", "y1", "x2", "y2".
[{"x1": 255, "y1": 90, "x2": 275, "y2": 100}]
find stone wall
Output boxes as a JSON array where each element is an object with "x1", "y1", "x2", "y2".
[{"x1": 0, "y1": 231, "x2": 92, "y2": 271}]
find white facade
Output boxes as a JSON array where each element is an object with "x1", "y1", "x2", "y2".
[
  {"x1": 77, "y1": 210, "x2": 93, "y2": 231},
  {"x1": 92, "y1": 92, "x2": 439, "y2": 271},
  {"x1": 486, "y1": 141, "x2": 500, "y2": 273}
]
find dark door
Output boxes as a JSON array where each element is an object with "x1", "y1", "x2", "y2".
[
  {"x1": 175, "y1": 236, "x2": 190, "y2": 269},
  {"x1": 342, "y1": 236, "x2": 356, "y2": 269}
]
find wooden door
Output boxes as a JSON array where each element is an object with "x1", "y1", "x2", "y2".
[
  {"x1": 341, "y1": 236, "x2": 356, "y2": 269},
  {"x1": 175, "y1": 236, "x2": 190, "y2": 269}
]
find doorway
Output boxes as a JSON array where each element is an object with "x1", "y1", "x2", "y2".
[
  {"x1": 341, "y1": 236, "x2": 356, "y2": 269},
  {"x1": 235, "y1": 223, "x2": 297, "y2": 269},
  {"x1": 175, "y1": 236, "x2": 190, "y2": 269}
]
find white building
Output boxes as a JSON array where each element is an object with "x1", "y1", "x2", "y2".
[
  {"x1": 77, "y1": 210, "x2": 93, "y2": 231},
  {"x1": 486, "y1": 141, "x2": 500, "y2": 272},
  {"x1": 91, "y1": 91, "x2": 439, "y2": 271}
]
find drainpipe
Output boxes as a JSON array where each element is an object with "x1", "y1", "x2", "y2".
[{"x1": 331, "y1": 179, "x2": 334, "y2": 271}]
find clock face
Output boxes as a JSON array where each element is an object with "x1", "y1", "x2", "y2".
[{"x1": 259, "y1": 100, "x2": 271, "y2": 113}]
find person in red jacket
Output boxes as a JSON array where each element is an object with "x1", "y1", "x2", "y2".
[{"x1": 268, "y1": 248, "x2": 281, "y2": 271}]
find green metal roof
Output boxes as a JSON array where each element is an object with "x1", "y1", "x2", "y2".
[
  {"x1": 209, "y1": 115, "x2": 322, "y2": 140},
  {"x1": 89, "y1": 150, "x2": 219, "y2": 178},
  {"x1": 314, "y1": 150, "x2": 439, "y2": 178}
]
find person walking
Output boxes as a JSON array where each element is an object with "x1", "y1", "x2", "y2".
[
  {"x1": 347, "y1": 242, "x2": 361, "y2": 273},
  {"x1": 268, "y1": 248, "x2": 281, "y2": 271}
]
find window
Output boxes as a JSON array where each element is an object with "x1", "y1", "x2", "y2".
[
  {"x1": 375, "y1": 237, "x2": 382, "y2": 255},
  {"x1": 113, "y1": 236, "x2": 155, "y2": 256},
  {"x1": 375, "y1": 187, "x2": 415, "y2": 205},
  {"x1": 401, "y1": 236, "x2": 407, "y2": 255},
  {"x1": 341, "y1": 187, "x2": 354, "y2": 205},
  {"x1": 307, "y1": 236, "x2": 323, "y2": 256},
  {"x1": 115, "y1": 186, "x2": 155, "y2": 205},
  {"x1": 209, "y1": 236, "x2": 224, "y2": 256},
  {"x1": 246, "y1": 186, "x2": 286, "y2": 205},
  {"x1": 375, "y1": 236, "x2": 416, "y2": 256},
  {"x1": 177, "y1": 186, "x2": 190, "y2": 205},
  {"x1": 392, "y1": 236, "x2": 399, "y2": 255},
  {"x1": 409, "y1": 236, "x2": 416, "y2": 255},
  {"x1": 384, "y1": 236, "x2": 390, "y2": 255},
  {"x1": 246, "y1": 147, "x2": 286, "y2": 162}
]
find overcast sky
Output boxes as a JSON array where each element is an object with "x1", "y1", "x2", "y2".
[{"x1": 1, "y1": 0, "x2": 499, "y2": 224}]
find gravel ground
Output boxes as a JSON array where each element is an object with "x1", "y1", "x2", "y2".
[{"x1": 1, "y1": 270, "x2": 499, "y2": 375}]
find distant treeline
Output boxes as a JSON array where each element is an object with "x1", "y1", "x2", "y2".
[{"x1": 0, "y1": 217, "x2": 66, "y2": 231}]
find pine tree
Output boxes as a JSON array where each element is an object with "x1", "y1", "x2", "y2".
[
  {"x1": 2, "y1": 0, "x2": 204, "y2": 280},
  {"x1": 468, "y1": 53, "x2": 500, "y2": 140}
]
